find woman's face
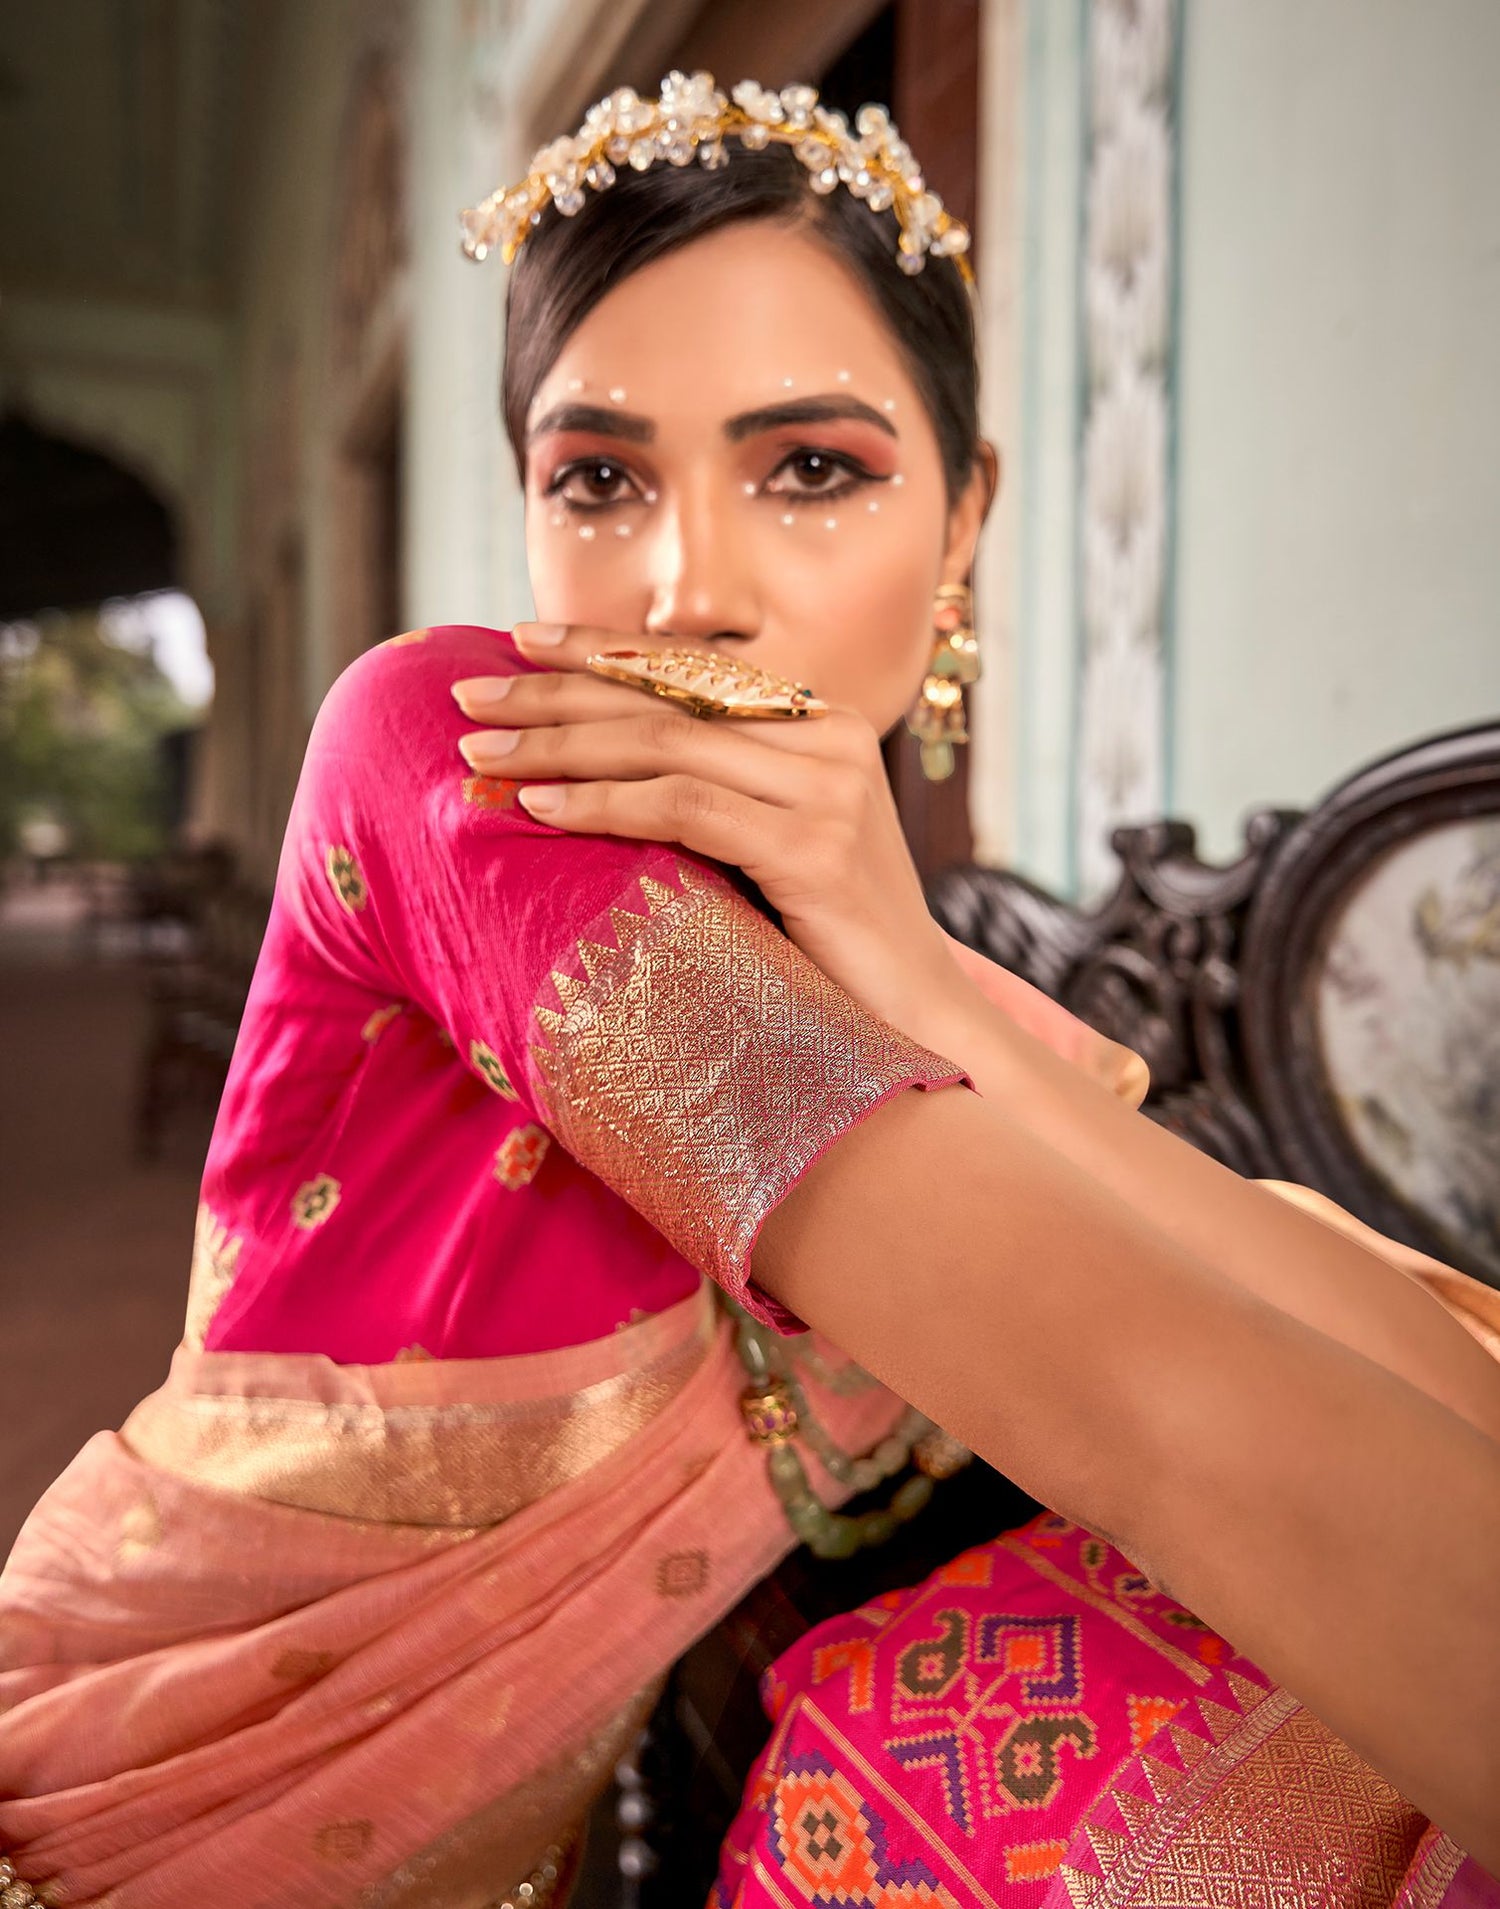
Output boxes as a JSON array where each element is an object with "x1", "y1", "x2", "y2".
[{"x1": 520, "y1": 219, "x2": 990, "y2": 733}]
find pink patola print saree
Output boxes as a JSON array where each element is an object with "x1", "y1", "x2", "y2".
[{"x1": 713, "y1": 1513, "x2": 1497, "y2": 1907}]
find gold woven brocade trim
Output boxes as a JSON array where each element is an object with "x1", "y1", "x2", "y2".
[
  {"x1": 122, "y1": 1301, "x2": 715, "y2": 1527},
  {"x1": 1058, "y1": 1685, "x2": 1432, "y2": 1906},
  {"x1": 183, "y1": 1202, "x2": 244, "y2": 1350},
  {"x1": 529, "y1": 861, "x2": 959, "y2": 1309}
]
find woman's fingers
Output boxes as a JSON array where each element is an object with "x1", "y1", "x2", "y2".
[
  {"x1": 451, "y1": 667, "x2": 638, "y2": 725},
  {"x1": 516, "y1": 773, "x2": 801, "y2": 872},
  {"x1": 510, "y1": 619, "x2": 593, "y2": 665},
  {"x1": 456, "y1": 661, "x2": 881, "y2": 771},
  {"x1": 458, "y1": 709, "x2": 850, "y2": 810},
  {"x1": 498, "y1": 623, "x2": 863, "y2": 750}
]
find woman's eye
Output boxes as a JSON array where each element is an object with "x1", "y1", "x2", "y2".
[
  {"x1": 764, "y1": 449, "x2": 868, "y2": 501},
  {"x1": 548, "y1": 459, "x2": 637, "y2": 510}
]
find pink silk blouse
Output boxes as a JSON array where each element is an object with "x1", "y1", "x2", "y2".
[{"x1": 192, "y1": 625, "x2": 963, "y2": 1363}]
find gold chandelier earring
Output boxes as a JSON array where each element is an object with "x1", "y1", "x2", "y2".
[{"x1": 907, "y1": 582, "x2": 980, "y2": 781}]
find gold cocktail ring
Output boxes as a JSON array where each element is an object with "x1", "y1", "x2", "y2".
[{"x1": 585, "y1": 647, "x2": 829, "y2": 721}]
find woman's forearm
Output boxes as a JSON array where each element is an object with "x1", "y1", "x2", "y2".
[
  {"x1": 914, "y1": 984, "x2": 1500, "y2": 1442},
  {"x1": 754, "y1": 1085, "x2": 1500, "y2": 1869}
]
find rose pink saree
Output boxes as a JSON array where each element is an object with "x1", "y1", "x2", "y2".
[{"x1": 1, "y1": 627, "x2": 1493, "y2": 1906}]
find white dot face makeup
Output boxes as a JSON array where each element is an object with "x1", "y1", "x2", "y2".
[{"x1": 520, "y1": 220, "x2": 959, "y2": 750}]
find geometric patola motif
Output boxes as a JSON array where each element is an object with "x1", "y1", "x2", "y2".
[
  {"x1": 770, "y1": 1751, "x2": 961, "y2": 1906},
  {"x1": 713, "y1": 1516, "x2": 1450, "y2": 1909}
]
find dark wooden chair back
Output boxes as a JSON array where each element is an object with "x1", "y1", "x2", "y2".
[{"x1": 928, "y1": 720, "x2": 1500, "y2": 1287}]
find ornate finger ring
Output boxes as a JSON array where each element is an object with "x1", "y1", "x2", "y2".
[{"x1": 584, "y1": 646, "x2": 829, "y2": 721}]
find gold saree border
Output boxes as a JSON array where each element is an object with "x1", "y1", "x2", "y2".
[
  {"x1": 528, "y1": 860, "x2": 962, "y2": 1318},
  {"x1": 1059, "y1": 1685, "x2": 1431, "y2": 1906},
  {"x1": 121, "y1": 1288, "x2": 716, "y2": 1528}
]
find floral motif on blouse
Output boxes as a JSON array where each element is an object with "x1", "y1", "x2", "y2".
[
  {"x1": 462, "y1": 774, "x2": 519, "y2": 811},
  {"x1": 292, "y1": 1174, "x2": 342, "y2": 1230},
  {"x1": 493, "y1": 1123, "x2": 551, "y2": 1189},
  {"x1": 361, "y1": 1002, "x2": 403, "y2": 1043},
  {"x1": 325, "y1": 846, "x2": 368, "y2": 914},
  {"x1": 469, "y1": 1038, "x2": 519, "y2": 1100}
]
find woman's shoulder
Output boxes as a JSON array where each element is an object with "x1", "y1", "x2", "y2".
[
  {"x1": 281, "y1": 625, "x2": 523, "y2": 838},
  {"x1": 304, "y1": 624, "x2": 536, "y2": 772},
  {"x1": 319, "y1": 625, "x2": 528, "y2": 719}
]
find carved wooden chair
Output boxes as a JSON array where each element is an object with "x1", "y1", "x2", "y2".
[
  {"x1": 927, "y1": 719, "x2": 1500, "y2": 1287},
  {"x1": 600, "y1": 718, "x2": 1500, "y2": 1902}
]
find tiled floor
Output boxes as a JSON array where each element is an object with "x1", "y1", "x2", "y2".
[{"x1": 0, "y1": 879, "x2": 201, "y2": 1560}]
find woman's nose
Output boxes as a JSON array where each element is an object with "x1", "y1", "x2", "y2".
[{"x1": 643, "y1": 483, "x2": 761, "y2": 645}]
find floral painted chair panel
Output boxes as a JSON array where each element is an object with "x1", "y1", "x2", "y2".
[{"x1": 1317, "y1": 818, "x2": 1500, "y2": 1283}]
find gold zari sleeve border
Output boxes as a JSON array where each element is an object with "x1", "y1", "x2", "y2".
[{"x1": 528, "y1": 862, "x2": 964, "y2": 1328}]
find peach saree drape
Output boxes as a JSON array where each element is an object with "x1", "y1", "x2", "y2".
[{"x1": 0, "y1": 1291, "x2": 912, "y2": 1907}]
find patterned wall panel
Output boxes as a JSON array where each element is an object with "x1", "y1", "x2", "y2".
[{"x1": 1074, "y1": 0, "x2": 1179, "y2": 898}]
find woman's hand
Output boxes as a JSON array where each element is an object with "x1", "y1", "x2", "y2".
[{"x1": 452, "y1": 622, "x2": 973, "y2": 1051}]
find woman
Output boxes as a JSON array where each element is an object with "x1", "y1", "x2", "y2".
[{"x1": 1, "y1": 73, "x2": 1496, "y2": 1908}]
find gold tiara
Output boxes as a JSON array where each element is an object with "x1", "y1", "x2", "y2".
[{"x1": 460, "y1": 71, "x2": 973, "y2": 284}]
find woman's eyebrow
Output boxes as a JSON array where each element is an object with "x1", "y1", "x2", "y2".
[
  {"x1": 527, "y1": 402, "x2": 656, "y2": 446},
  {"x1": 527, "y1": 394, "x2": 898, "y2": 449},
  {"x1": 724, "y1": 396, "x2": 897, "y2": 442}
]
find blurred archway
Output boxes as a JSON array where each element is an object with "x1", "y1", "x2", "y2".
[{"x1": 0, "y1": 410, "x2": 179, "y2": 619}]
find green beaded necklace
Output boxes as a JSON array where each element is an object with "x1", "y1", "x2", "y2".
[{"x1": 730, "y1": 1301, "x2": 972, "y2": 1560}]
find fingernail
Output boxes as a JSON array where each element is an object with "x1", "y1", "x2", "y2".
[
  {"x1": 451, "y1": 675, "x2": 513, "y2": 709},
  {"x1": 459, "y1": 731, "x2": 520, "y2": 770},
  {"x1": 514, "y1": 621, "x2": 565, "y2": 647},
  {"x1": 518, "y1": 785, "x2": 565, "y2": 818}
]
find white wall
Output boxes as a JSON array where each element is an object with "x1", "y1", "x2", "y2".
[{"x1": 1170, "y1": 0, "x2": 1500, "y2": 860}]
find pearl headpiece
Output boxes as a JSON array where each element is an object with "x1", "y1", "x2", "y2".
[{"x1": 460, "y1": 71, "x2": 973, "y2": 283}]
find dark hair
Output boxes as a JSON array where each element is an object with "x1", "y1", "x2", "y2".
[{"x1": 501, "y1": 142, "x2": 980, "y2": 503}]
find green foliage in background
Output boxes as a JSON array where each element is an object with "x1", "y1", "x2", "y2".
[{"x1": 0, "y1": 610, "x2": 197, "y2": 863}]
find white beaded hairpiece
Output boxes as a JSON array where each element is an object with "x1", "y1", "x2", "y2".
[{"x1": 460, "y1": 71, "x2": 973, "y2": 284}]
